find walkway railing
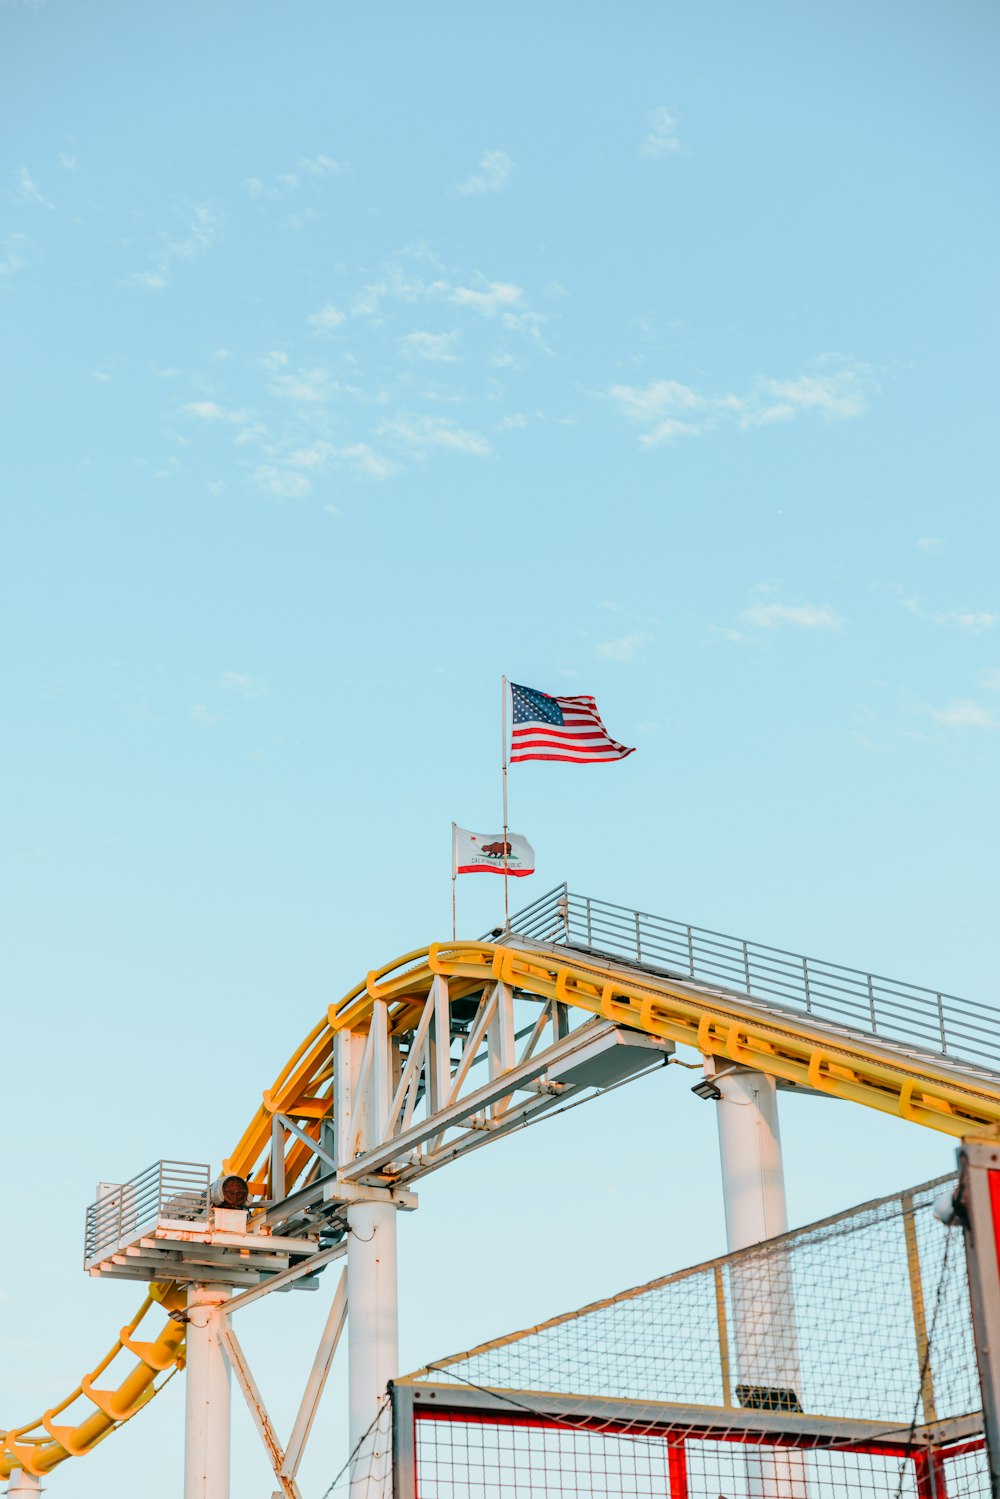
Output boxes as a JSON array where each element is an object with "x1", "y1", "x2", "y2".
[
  {"x1": 84, "y1": 1160, "x2": 210, "y2": 1264},
  {"x1": 506, "y1": 885, "x2": 999, "y2": 1074}
]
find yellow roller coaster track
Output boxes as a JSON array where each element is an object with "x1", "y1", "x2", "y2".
[{"x1": 5, "y1": 936, "x2": 999, "y2": 1479}]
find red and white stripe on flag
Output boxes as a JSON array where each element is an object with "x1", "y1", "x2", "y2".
[{"x1": 509, "y1": 682, "x2": 635, "y2": 764}]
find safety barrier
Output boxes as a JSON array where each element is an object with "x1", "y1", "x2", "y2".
[
  {"x1": 508, "y1": 884, "x2": 1000, "y2": 1073},
  {"x1": 388, "y1": 1177, "x2": 986, "y2": 1498}
]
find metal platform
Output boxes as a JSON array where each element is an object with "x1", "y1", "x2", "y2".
[{"x1": 84, "y1": 1160, "x2": 333, "y2": 1288}]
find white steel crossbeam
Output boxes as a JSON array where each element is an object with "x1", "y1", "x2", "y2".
[
  {"x1": 340, "y1": 1014, "x2": 670, "y2": 1183},
  {"x1": 281, "y1": 1269, "x2": 348, "y2": 1480},
  {"x1": 220, "y1": 1324, "x2": 301, "y2": 1499}
]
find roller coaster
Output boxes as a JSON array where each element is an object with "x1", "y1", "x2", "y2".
[{"x1": 4, "y1": 885, "x2": 1000, "y2": 1496}]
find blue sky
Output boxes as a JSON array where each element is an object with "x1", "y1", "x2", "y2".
[{"x1": 2, "y1": 1, "x2": 998, "y2": 1493}]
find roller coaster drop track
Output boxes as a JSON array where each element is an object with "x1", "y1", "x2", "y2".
[{"x1": 4, "y1": 887, "x2": 1000, "y2": 1481}]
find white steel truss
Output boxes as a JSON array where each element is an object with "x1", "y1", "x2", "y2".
[{"x1": 331, "y1": 974, "x2": 674, "y2": 1190}]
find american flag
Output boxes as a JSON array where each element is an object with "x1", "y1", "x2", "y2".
[{"x1": 509, "y1": 682, "x2": 635, "y2": 764}]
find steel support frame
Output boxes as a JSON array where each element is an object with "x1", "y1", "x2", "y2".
[
  {"x1": 206, "y1": 1267, "x2": 350, "y2": 1499},
  {"x1": 958, "y1": 1139, "x2": 1000, "y2": 1497},
  {"x1": 390, "y1": 1380, "x2": 979, "y2": 1492},
  {"x1": 334, "y1": 977, "x2": 670, "y2": 1190}
]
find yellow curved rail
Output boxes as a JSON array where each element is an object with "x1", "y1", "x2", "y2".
[{"x1": 5, "y1": 939, "x2": 999, "y2": 1479}]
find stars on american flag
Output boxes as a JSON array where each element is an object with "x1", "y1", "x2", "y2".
[{"x1": 511, "y1": 682, "x2": 564, "y2": 727}]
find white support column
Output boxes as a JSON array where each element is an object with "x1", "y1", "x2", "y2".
[
  {"x1": 183, "y1": 1284, "x2": 232, "y2": 1499},
  {"x1": 4, "y1": 1471, "x2": 43, "y2": 1495},
  {"x1": 709, "y1": 1063, "x2": 805, "y2": 1499},
  {"x1": 713, "y1": 1065, "x2": 788, "y2": 1251},
  {"x1": 347, "y1": 1200, "x2": 398, "y2": 1483}
]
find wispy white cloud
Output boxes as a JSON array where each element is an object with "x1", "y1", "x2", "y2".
[
  {"x1": 611, "y1": 360, "x2": 875, "y2": 446},
  {"x1": 933, "y1": 609, "x2": 997, "y2": 631},
  {"x1": 917, "y1": 537, "x2": 944, "y2": 551},
  {"x1": 129, "y1": 269, "x2": 168, "y2": 290},
  {"x1": 183, "y1": 400, "x2": 250, "y2": 423},
  {"x1": 0, "y1": 242, "x2": 25, "y2": 278},
  {"x1": 300, "y1": 153, "x2": 347, "y2": 178},
  {"x1": 58, "y1": 151, "x2": 77, "y2": 171},
  {"x1": 220, "y1": 671, "x2": 266, "y2": 698},
  {"x1": 595, "y1": 630, "x2": 652, "y2": 663},
  {"x1": 743, "y1": 368, "x2": 872, "y2": 427},
  {"x1": 352, "y1": 262, "x2": 440, "y2": 317},
  {"x1": 455, "y1": 149, "x2": 514, "y2": 196},
  {"x1": 338, "y1": 443, "x2": 397, "y2": 479},
  {"x1": 452, "y1": 281, "x2": 522, "y2": 316},
  {"x1": 91, "y1": 369, "x2": 110, "y2": 382},
  {"x1": 307, "y1": 304, "x2": 346, "y2": 333},
  {"x1": 401, "y1": 330, "x2": 460, "y2": 362},
  {"x1": 247, "y1": 155, "x2": 348, "y2": 202},
  {"x1": 182, "y1": 399, "x2": 264, "y2": 444},
  {"x1": 745, "y1": 602, "x2": 843, "y2": 631},
  {"x1": 609, "y1": 379, "x2": 707, "y2": 443},
  {"x1": 901, "y1": 593, "x2": 997, "y2": 631},
  {"x1": 640, "y1": 106, "x2": 683, "y2": 159},
  {"x1": 259, "y1": 352, "x2": 336, "y2": 403},
  {"x1": 190, "y1": 704, "x2": 225, "y2": 725},
  {"x1": 253, "y1": 464, "x2": 313, "y2": 498},
  {"x1": 129, "y1": 203, "x2": 222, "y2": 289},
  {"x1": 17, "y1": 166, "x2": 53, "y2": 208},
  {"x1": 929, "y1": 700, "x2": 999, "y2": 729},
  {"x1": 286, "y1": 438, "x2": 397, "y2": 481},
  {"x1": 288, "y1": 441, "x2": 336, "y2": 470},
  {"x1": 380, "y1": 413, "x2": 491, "y2": 457}
]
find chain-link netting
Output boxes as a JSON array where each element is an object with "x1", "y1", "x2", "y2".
[
  {"x1": 411, "y1": 1415, "x2": 988, "y2": 1498},
  {"x1": 413, "y1": 1176, "x2": 976, "y2": 1426},
  {"x1": 396, "y1": 1175, "x2": 987, "y2": 1498}
]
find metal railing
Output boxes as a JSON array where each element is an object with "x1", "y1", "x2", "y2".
[
  {"x1": 84, "y1": 1160, "x2": 210, "y2": 1265},
  {"x1": 505, "y1": 885, "x2": 1000, "y2": 1075}
]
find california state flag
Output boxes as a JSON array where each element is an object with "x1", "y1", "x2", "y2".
[{"x1": 452, "y1": 824, "x2": 535, "y2": 877}]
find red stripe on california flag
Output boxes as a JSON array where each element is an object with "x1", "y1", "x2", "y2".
[{"x1": 456, "y1": 864, "x2": 534, "y2": 875}]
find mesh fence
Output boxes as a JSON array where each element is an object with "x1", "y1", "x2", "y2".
[
  {"x1": 390, "y1": 1175, "x2": 987, "y2": 1499},
  {"x1": 411, "y1": 1415, "x2": 988, "y2": 1498},
  {"x1": 412, "y1": 1176, "x2": 977, "y2": 1427}
]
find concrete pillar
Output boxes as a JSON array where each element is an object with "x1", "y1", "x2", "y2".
[
  {"x1": 183, "y1": 1284, "x2": 232, "y2": 1499},
  {"x1": 347, "y1": 1200, "x2": 398, "y2": 1487}
]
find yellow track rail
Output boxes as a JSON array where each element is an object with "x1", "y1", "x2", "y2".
[{"x1": 5, "y1": 939, "x2": 999, "y2": 1479}]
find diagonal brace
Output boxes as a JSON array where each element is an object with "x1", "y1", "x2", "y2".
[
  {"x1": 282, "y1": 1267, "x2": 348, "y2": 1478},
  {"x1": 220, "y1": 1324, "x2": 301, "y2": 1499}
]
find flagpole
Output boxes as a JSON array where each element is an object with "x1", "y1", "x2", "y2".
[
  {"x1": 451, "y1": 821, "x2": 457, "y2": 941},
  {"x1": 501, "y1": 675, "x2": 510, "y2": 930}
]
